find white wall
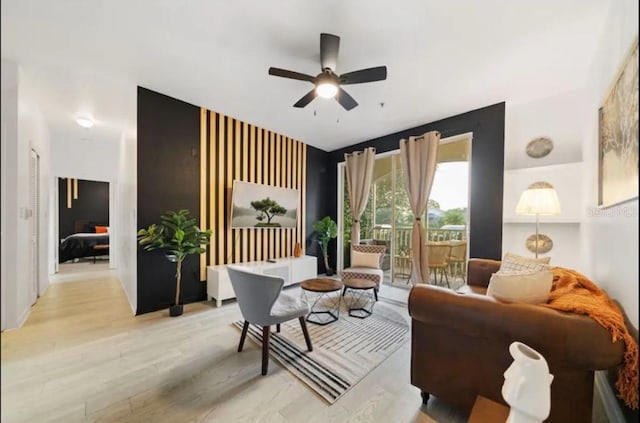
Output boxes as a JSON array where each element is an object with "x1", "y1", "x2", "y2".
[
  {"x1": 582, "y1": 0, "x2": 639, "y2": 328},
  {"x1": 50, "y1": 135, "x2": 120, "y2": 183},
  {"x1": 503, "y1": 88, "x2": 590, "y2": 270},
  {"x1": 503, "y1": 1, "x2": 638, "y2": 331},
  {"x1": 1, "y1": 61, "x2": 52, "y2": 329},
  {"x1": 1, "y1": 59, "x2": 20, "y2": 330},
  {"x1": 49, "y1": 131, "x2": 121, "y2": 270},
  {"x1": 20, "y1": 69, "x2": 52, "y2": 298},
  {"x1": 117, "y1": 131, "x2": 137, "y2": 314}
]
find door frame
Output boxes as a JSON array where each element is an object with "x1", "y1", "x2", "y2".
[{"x1": 51, "y1": 176, "x2": 116, "y2": 272}]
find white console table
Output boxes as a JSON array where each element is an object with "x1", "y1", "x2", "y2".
[{"x1": 207, "y1": 255, "x2": 317, "y2": 307}]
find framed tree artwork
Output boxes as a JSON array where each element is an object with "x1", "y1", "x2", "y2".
[{"x1": 598, "y1": 37, "x2": 639, "y2": 208}]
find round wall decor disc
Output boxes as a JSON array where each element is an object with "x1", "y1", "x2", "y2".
[
  {"x1": 525, "y1": 233, "x2": 553, "y2": 254},
  {"x1": 526, "y1": 137, "x2": 554, "y2": 158}
]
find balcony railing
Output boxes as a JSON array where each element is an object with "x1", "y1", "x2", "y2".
[{"x1": 368, "y1": 227, "x2": 465, "y2": 254}]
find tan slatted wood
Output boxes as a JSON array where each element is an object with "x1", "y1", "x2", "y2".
[
  {"x1": 270, "y1": 132, "x2": 275, "y2": 186},
  {"x1": 209, "y1": 112, "x2": 217, "y2": 267},
  {"x1": 248, "y1": 125, "x2": 255, "y2": 262},
  {"x1": 281, "y1": 136, "x2": 287, "y2": 257},
  {"x1": 297, "y1": 142, "x2": 303, "y2": 247},
  {"x1": 256, "y1": 129, "x2": 263, "y2": 262},
  {"x1": 275, "y1": 134, "x2": 281, "y2": 187},
  {"x1": 226, "y1": 116, "x2": 233, "y2": 263},
  {"x1": 234, "y1": 119, "x2": 241, "y2": 263},
  {"x1": 217, "y1": 113, "x2": 225, "y2": 265},
  {"x1": 292, "y1": 140, "x2": 298, "y2": 248},
  {"x1": 211, "y1": 111, "x2": 222, "y2": 266},
  {"x1": 67, "y1": 178, "x2": 72, "y2": 208},
  {"x1": 241, "y1": 121, "x2": 248, "y2": 263}
]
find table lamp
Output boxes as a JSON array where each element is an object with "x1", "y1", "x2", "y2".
[{"x1": 515, "y1": 182, "x2": 561, "y2": 258}]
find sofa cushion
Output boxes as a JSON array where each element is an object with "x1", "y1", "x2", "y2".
[
  {"x1": 487, "y1": 270, "x2": 553, "y2": 304},
  {"x1": 498, "y1": 252, "x2": 551, "y2": 274}
]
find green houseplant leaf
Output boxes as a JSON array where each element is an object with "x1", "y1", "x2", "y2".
[
  {"x1": 313, "y1": 216, "x2": 338, "y2": 275},
  {"x1": 138, "y1": 209, "x2": 213, "y2": 310}
]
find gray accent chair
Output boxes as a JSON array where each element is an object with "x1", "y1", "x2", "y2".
[{"x1": 227, "y1": 266, "x2": 313, "y2": 375}]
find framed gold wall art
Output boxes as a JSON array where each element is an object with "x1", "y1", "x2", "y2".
[{"x1": 598, "y1": 37, "x2": 639, "y2": 208}]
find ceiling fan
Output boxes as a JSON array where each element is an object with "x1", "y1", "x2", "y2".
[{"x1": 268, "y1": 33, "x2": 387, "y2": 111}]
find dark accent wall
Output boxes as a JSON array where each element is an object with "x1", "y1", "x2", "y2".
[
  {"x1": 137, "y1": 87, "x2": 330, "y2": 314},
  {"x1": 305, "y1": 146, "x2": 331, "y2": 269},
  {"x1": 326, "y1": 102, "x2": 505, "y2": 269},
  {"x1": 137, "y1": 87, "x2": 202, "y2": 314},
  {"x1": 58, "y1": 178, "x2": 109, "y2": 238}
]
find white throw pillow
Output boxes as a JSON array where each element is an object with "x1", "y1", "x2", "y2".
[
  {"x1": 351, "y1": 251, "x2": 381, "y2": 269},
  {"x1": 498, "y1": 252, "x2": 551, "y2": 274},
  {"x1": 487, "y1": 270, "x2": 553, "y2": 304}
]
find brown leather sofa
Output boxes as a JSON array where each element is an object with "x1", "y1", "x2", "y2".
[{"x1": 408, "y1": 258, "x2": 625, "y2": 423}]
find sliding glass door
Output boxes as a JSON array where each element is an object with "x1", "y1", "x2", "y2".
[{"x1": 339, "y1": 135, "x2": 471, "y2": 289}]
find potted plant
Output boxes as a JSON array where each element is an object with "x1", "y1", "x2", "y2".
[
  {"x1": 313, "y1": 216, "x2": 338, "y2": 276},
  {"x1": 138, "y1": 209, "x2": 212, "y2": 316}
]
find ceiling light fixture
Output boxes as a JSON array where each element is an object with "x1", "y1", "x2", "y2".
[
  {"x1": 316, "y1": 81, "x2": 338, "y2": 99},
  {"x1": 315, "y1": 72, "x2": 338, "y2": 99},
  {"x1": 76, "y1": 117, "x2": 94, "y2": 128}
]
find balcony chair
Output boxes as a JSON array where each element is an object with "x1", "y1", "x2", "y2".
[
  {"x1": 227, "y1": 266, "x2": 313, "y2": 376},
  {"x1": 426, "y1": 242, "x2": 451, "y2": 287},
  {"x1": 447, "y1": 240, "x2": 467, "y2": 283}
]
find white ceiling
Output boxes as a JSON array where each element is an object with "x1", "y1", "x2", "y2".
[{"x1": 1, "y1": 0, "x2": 611, "y2": 151}]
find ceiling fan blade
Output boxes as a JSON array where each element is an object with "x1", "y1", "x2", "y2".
[
  {"x1": 268, "y1": 67, "x2": 316, "y2": 83},
  {"x1": 340, "y1": 66, "x2": 387, "y2": 85},
  {"x1": 320, "y1": 33, "x2": 340, "y2": 71},
  {"x1": 293, "y1": 89, "x2": 317, "y2": 108},
  {"x1": 335, "y1": 88, "x2": 358, "y2": 111}
]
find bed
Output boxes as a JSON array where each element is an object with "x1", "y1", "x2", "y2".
[{"x1": 59, "y1": 220, "x2": 110, "y2": 263}]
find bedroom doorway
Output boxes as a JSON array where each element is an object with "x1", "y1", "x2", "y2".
[{"x1": 54, "y1": 177, "x2": 111, "y2": 279}]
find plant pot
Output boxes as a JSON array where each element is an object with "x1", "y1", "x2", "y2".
[
  {"x1": 169, "y1": 304, "x2": 183, "y2": 317},
  {"x1": 326, "y1": 268, "x2": 334, "y2": 277}
]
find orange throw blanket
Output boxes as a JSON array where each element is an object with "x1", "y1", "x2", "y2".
[{"x1": 543, "y1": 267, "x2": 638, "y2": 410}]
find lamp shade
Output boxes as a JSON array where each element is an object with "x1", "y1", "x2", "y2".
[{"x1": 516, "y1": 182, "x2": 561, "y2": 216}]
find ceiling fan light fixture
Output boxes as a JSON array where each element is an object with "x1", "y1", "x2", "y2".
[{"x1": 316, "y1": 81, "x2": 338, "y2": 98}]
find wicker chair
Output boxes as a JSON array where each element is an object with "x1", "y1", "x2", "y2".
[
  {"x1": 341, "y1": 244, "x2": 386, "y2": 300},
  {"x1": 426, "y1": 242, "x2": 451, "y2": 288},
  {"x1": 447, "y1": 240, "x2": 467, "y2": 283}
]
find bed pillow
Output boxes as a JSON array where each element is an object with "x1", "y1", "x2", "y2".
[
  {"x1": 487, "y1": 270, "x2": 553, "y2": 304},
  {"x1": 498, "y1": 252, "x2": 551, "y2": 274},
  {"x1": 95, "y1": 225, "x2": 108, "y2": 234},
  {"x1": 351, "y1": 251, "x2": 381, "y2": 269}
]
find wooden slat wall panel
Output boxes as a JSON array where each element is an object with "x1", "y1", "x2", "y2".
[
  {"x1": 199, "y1": 110, "x2": 307, "y2": 272},
  {"x1": 217, "y1": 113, "x2": 225, "y2": 266}
]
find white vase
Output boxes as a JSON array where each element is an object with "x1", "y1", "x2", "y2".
[{"x1": 502, "y1": 342, "x2": 554, "y2": 423}]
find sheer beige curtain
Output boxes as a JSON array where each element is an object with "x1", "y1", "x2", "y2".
[
  {"x1": 400, "y1": 131, "x2": 440, "y2": 284},
  {"x1": 345, "y1": 147, "x2": 376, "y2": 246}
]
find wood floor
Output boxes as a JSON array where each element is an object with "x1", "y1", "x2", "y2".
[{"x1": 1, "y1": 271, "x2": 468, "y2": 423}]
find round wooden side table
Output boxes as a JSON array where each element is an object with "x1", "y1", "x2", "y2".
[
  {"x1": 300, "y1": 278, "x2": 344, "y2": 325},
  {"x1": 343, "y1": 278, "x2": 377, "y2": 318}
]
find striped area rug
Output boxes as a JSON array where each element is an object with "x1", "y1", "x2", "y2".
[{"x1": 232, "y1": 300, "x2": 409, "y2": 403}]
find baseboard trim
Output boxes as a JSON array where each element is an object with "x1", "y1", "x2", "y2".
[
  {"x1": 17, "y1": 306, "x2": 31, "y2": 328},
  {"x1": 595, "y1": 370, "x2": 625, "y2": 423}
]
